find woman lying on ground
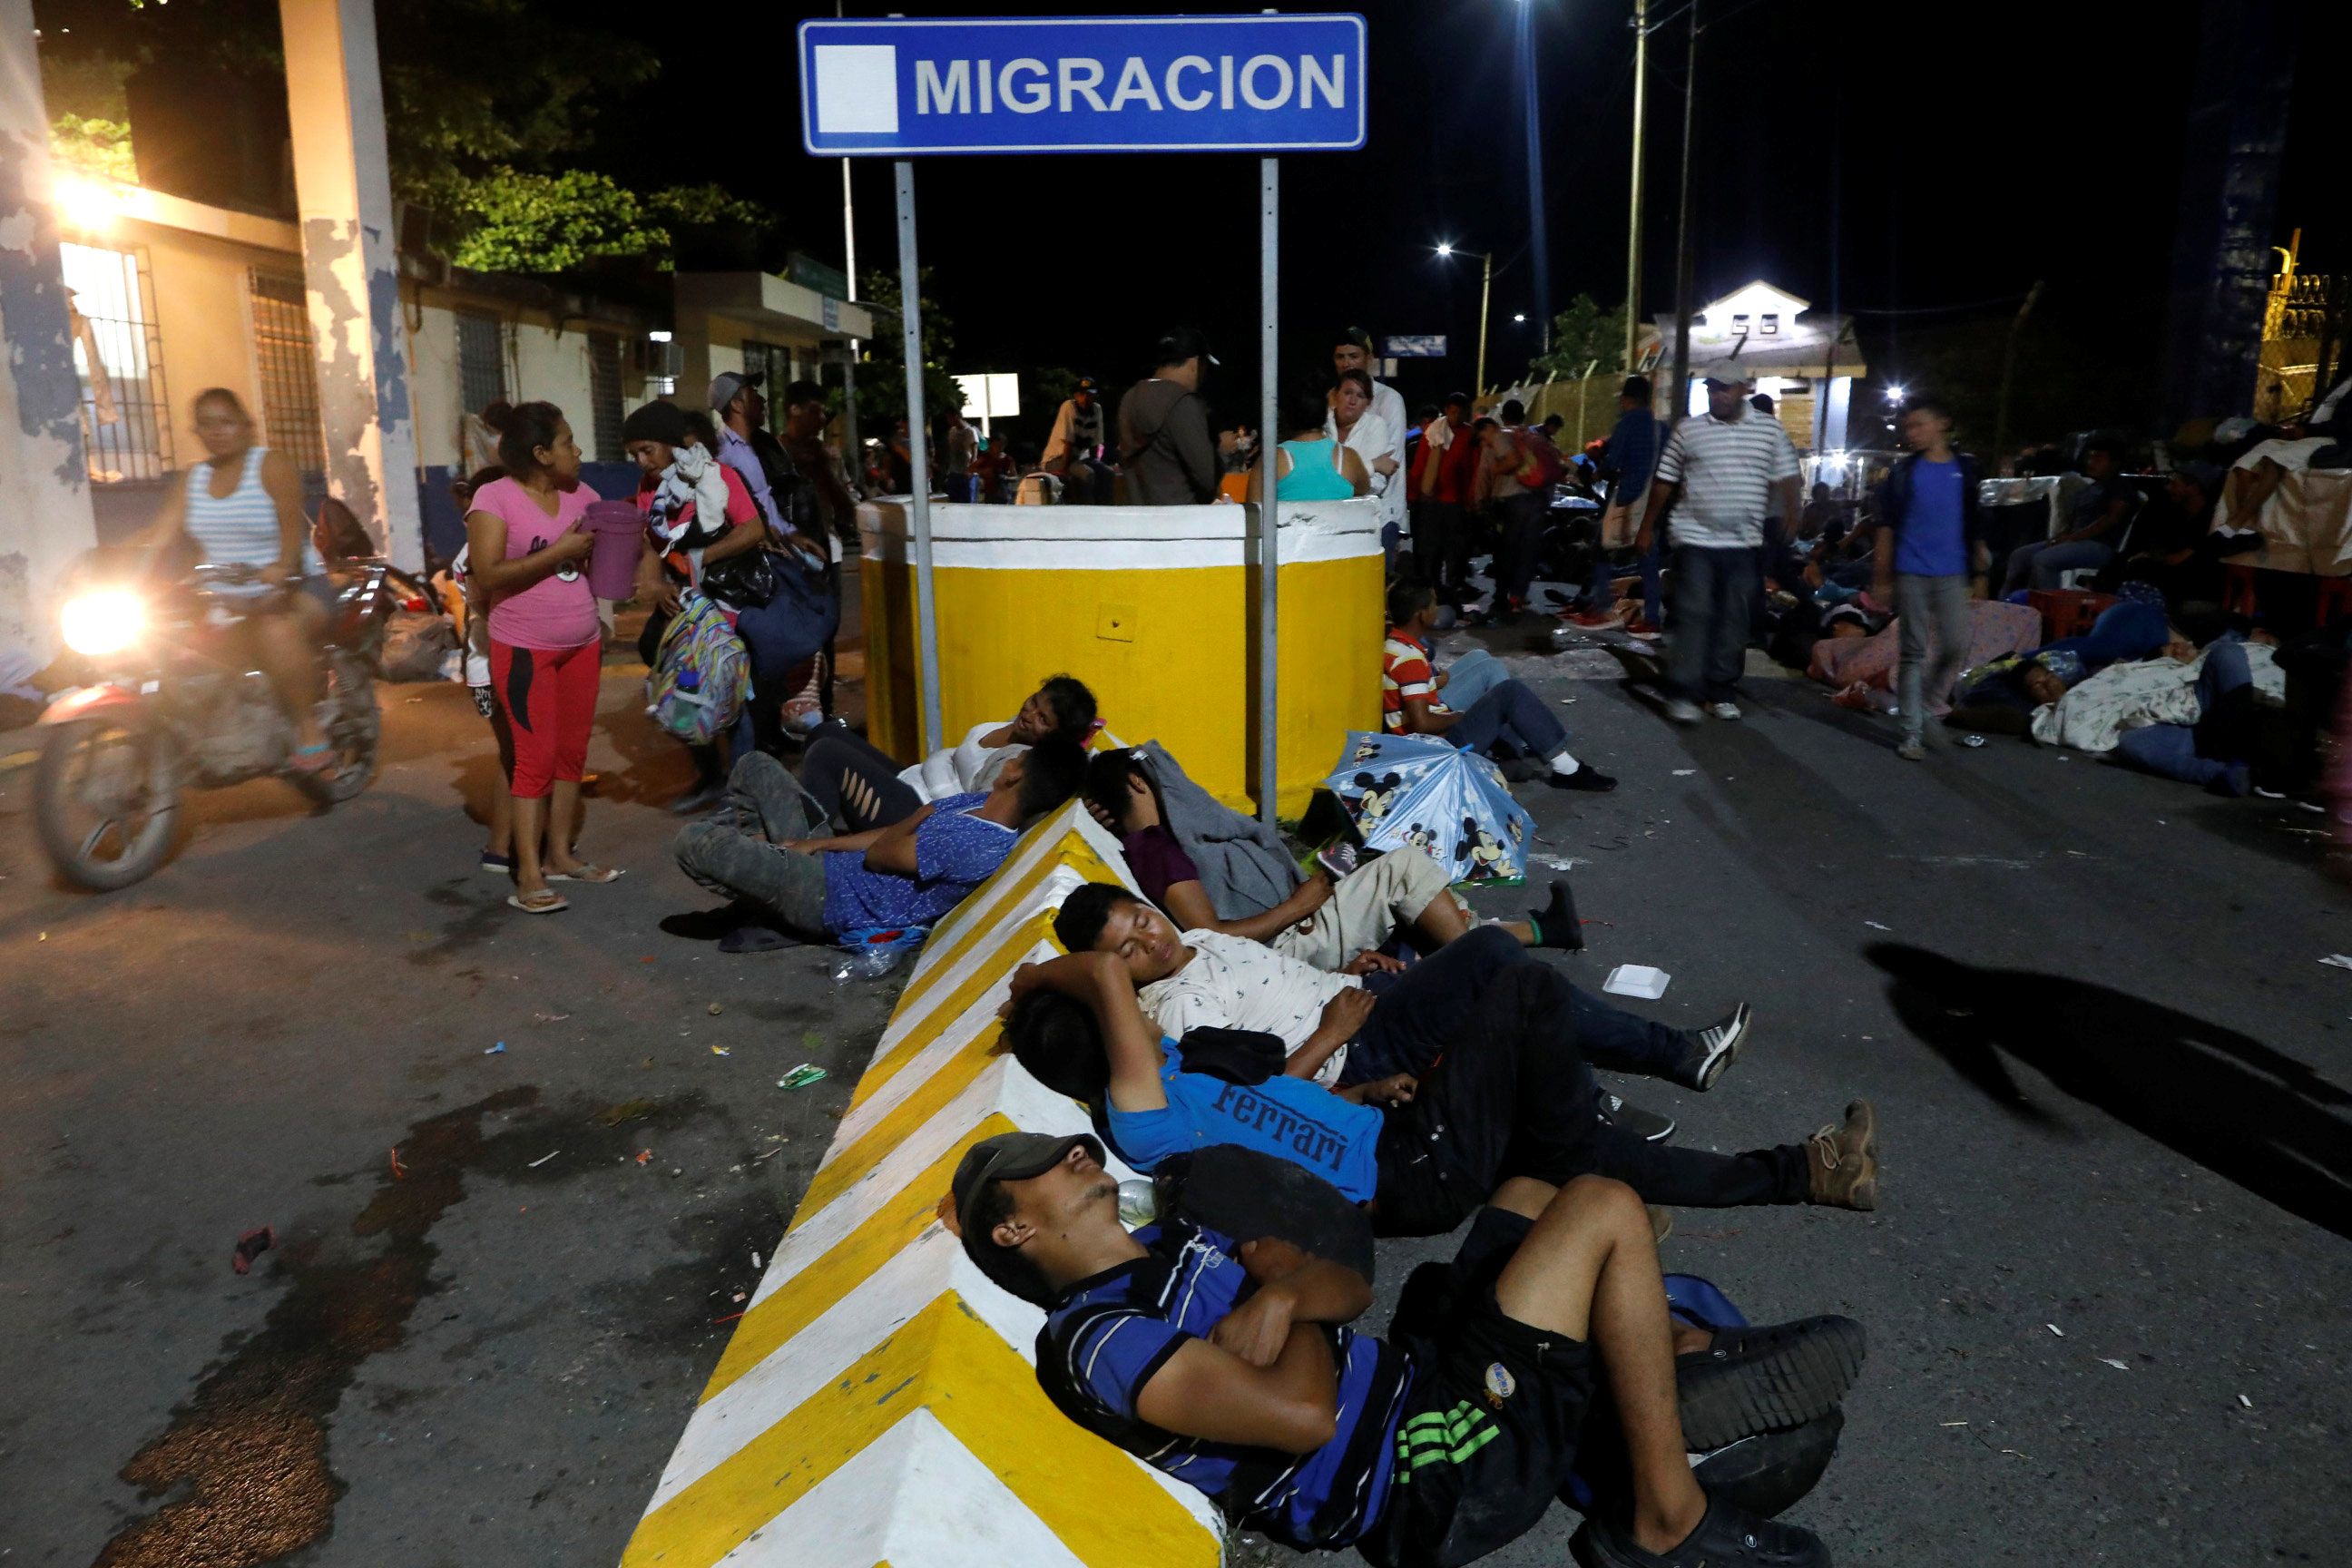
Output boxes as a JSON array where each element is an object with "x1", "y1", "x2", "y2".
[
  {"x1": 1082, "y1": 747, "x2": 1582, "y2": 970},
  {"x1": 799, "y1": 674, "x2": 1100, "y2": 833}
]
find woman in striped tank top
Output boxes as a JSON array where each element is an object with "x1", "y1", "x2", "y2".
[{"x1": 136, "y1": 388, "x2": 337, "y2": 768}]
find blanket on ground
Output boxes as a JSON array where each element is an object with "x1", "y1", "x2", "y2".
[
  {"x1": 1141, "y1": 740, "x2": 1302, "y2": 919},
  {"x1": 1808, "y1": 599, "x2": 2043, "y2": 708},
  {"x1": 2030, "y1": 641, "x2": 2284, "y2": 752}
]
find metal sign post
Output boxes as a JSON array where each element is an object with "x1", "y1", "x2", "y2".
[
  {"x1": 894, "y1": 160, "x2": 943, "y2": 754},
  {"x1": 798, "y1": 14, "x2": 1365, "y2": 797},
  {"x1": 1257, "y1": 157, "x2": 1280, "y2": 827}
]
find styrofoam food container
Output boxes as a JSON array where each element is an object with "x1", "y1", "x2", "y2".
[{"x1": 1602, "y1": 965, "x2": 1671, "y2": 1000}]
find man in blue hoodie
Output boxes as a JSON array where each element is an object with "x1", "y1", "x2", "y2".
[{"x1": 1872, "y1": 397, "x2": 1988, "y2": 760}]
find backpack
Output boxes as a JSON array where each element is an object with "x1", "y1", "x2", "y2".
[
  {"x1": 647, "y1": 588, "x2": 749, "y2": 744},
  {"x1": 1516, "y1": 429, "x2": 1566, "y2": 490}
]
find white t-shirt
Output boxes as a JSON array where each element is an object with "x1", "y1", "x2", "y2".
[
  {"x1": 1135, "y1": 929, "x2": 1360, "y2": 1085},
  {"x1": 899, "y1": 720, "x2": 1023, "y2": 803}
]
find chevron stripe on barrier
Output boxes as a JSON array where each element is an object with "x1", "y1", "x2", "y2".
[{"x1": 620, "y1": 801, "x2": 1226, "y2": 1568}]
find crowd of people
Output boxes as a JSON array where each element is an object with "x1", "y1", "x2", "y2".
[{"x1": 126, "y1": 326, "x2": 2352, "y2": 1568}]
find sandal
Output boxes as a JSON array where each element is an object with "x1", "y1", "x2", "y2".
[
  {"x1": 289, "y1": 740, "x2": 338, "y2": 775},
  {"x1": 546, "y1": 864, "x2": 625, "y2": 884},
  {"x1": 506, "y1": 889, "x2": 570, "y2": 914}
]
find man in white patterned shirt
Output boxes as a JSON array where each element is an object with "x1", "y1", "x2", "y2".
[{"x1": 1636, "y1": 372, "x2": 1800, "y2": 723}]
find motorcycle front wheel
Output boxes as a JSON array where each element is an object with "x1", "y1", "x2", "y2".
[
  {"x1": 294, "y1": 651, "x2": 381, "y2": 805},
  {"x1": 36, "y1": 716, "x2": 180, "y2": 890}
]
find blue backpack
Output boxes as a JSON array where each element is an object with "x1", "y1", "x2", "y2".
[{"x1": 647, "y1": 588, "x2": 749, "y2": 745}]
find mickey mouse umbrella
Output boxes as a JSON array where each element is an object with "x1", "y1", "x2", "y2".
[{"x1": 1323, "y1": 730, "x2": 1536, "y2": 887}]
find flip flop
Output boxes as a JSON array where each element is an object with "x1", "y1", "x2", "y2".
[
  {"x1": 506, "y1": 889, "x2": 570, "y2": 914},
  {"x1": 547, "y1": 864, "x2": 625, "y2": 884},
  {"x1": 289, "y1": 740, "x2": 338, "y2": 775}
]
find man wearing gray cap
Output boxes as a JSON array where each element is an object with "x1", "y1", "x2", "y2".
[
  {"x1": 1637, "y1": 371, "x2": 1799, "y2": 723},
  {"x1": 709, "y1": 370, "x2": 786, "y2": 535}
]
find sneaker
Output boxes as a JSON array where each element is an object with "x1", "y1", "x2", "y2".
[
  {"x1": 1624, "y1": 617, "x2": 1664, "y2": 639},
  {"x1": 480, "y1": 849, "x2": 514, "y2": 876},
  {"x1": 1600, "y1": 1093, "x2": 1676, "y2": 1142},
  {"x1": 1805, "y1": 1100, "x2": 1879, "y2": 1210},
  {"x1": 1896, "y1": 736, "x2": 1926, "y2": 761},
  {"x1": 1664, "y1": 698, "x2": 1703, "y2": 725},
  {"x1": 1708, "y1": 701, "x2": 1742, "y2": 721},
  {"x1": 1570, "y1": 1494, "x2": 1830, "y2": 1568},
  {"x1": 1563, "y1": 608, "x2": 1626, "y2": 630},
  {"x1": 1673, "y1": 1315, "x2": 1868, "y2": 1450},
  {"x1": 1547, "y1": 765, "x2": 1620, "y2": 792},
  {"x1": 1681, "y1": 1003, "x2": 1751, "y2": 1091},
  {"x1": 1316, "y1": 842, "x2": 1361, "y2": 880}
]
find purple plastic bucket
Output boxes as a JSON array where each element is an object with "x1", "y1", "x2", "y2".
[{"x1": 581, "y1": 500, "x2": 645, "y2": 601}]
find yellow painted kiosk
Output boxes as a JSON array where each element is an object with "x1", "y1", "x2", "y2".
[{"x1": 858, "y1": 496, "x2": 1385, "y2": 815}]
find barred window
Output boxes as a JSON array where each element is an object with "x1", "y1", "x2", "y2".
[
  {"x1": 247, "y1": 270, "x2": 326, "y2": 473},
  {"x1": 587, "y1": 333, "x2": 625, "y2": 460},
  {"x1": 456, "y1": 310, "x2": 506, "y2": 416},
  {"x1": 60, "y1": 241, "x2": 172, "y2": 485}
]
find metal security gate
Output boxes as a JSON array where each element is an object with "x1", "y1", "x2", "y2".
[
  {"x1": 59, "y1": 240, "x2": 173, "y2": 485},
  {"x1": 248, "y1": 270, "x2": 327, "y2": 474}
]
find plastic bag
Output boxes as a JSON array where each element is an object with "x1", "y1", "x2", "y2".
[{"x1": 830, "y1": 924, "x2": 929, "y2": 982}]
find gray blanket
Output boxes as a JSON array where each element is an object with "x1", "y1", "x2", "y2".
[{"x1": 1140, "y1": 740, "x2": 1301, "y2": 920}]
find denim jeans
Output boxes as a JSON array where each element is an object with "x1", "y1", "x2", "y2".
[
  {"x1": 1493, "y1": 490, "x2": 1549, "y2": 605},
  {"x1": 2114, "y1": 636, "x2": 2252, "y2": 786},
  {"x1": 2003, "y1": 537, "x2": 2114, "y2": 594},
  {"x1": 671, "y1": 752, "x2": 833, "y2": 933},
  {"x1": 1667, "y1": 544, "x2": 1759, "y2": 703},
  {"x1": 1362, "y1": 957, "x2": 1808, "y2": 1235},
  {"x1": 1436, "y1": 648, "x2": 1510, "y2": 711},
  {"x1": 1895, "y1": 573, "x2": 1974, "y2": 737},
  {"x1": 1446, "y1": 677, "x2": 1571, "y2": 762},
  {"x1": 1344, "y1": 928, "x2": 1695, "y2": 1086}
]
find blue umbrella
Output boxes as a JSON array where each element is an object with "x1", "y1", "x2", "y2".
[{"x1": 1324, "y1": 731, "x2": 1535, "y2": 887}]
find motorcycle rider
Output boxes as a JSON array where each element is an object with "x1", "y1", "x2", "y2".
[{"x1": 130, "y1": 387, "x2": 337, "y2": 770}]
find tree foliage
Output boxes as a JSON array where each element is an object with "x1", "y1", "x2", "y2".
[
  {"x1": 854, "y1": 267, "x2": 966, "y2": 434},
  {"x1": 34, "y1": 0, "x2": 770, "y2": 273},
  {"x1": 1528, "y1": 295, "x2": 1633, "y2": 380},
  {"x1": 446, "y1": 171, "x2": 767, "y2": 275}
]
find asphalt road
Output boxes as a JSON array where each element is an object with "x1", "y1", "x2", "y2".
[{"x1": 2, "y1": 644, "x2": 2347, "y2": 1568}]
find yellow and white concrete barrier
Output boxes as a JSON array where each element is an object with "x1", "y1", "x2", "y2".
[
  {"x1": 620, "y1": 801, "x2": 1225, "y2": 1568},
  {"x1": 858, "y1": 499, "x2": 1384, "y2": 816}
]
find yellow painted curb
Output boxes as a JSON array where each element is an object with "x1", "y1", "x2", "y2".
[{"x1": 620, "y1": 800, "x2": 1225, "y2": 1568}]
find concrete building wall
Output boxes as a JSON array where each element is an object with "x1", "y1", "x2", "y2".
[{"x1": 404, "y1": 300, "x2": 463, "y2": 472}]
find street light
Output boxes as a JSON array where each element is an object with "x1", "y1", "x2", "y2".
[
  {"x1": 1436, "y1": 242, "x2": 1495, "y2": 397},
  {"x1": 1885, "y1": 383, "x2": 1907, "y2": 405}
]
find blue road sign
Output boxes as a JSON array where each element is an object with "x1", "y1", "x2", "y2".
[
  {"x1": 1384, "y1": 335, "x2": 1447, "y2": 358},
  {"x1": 799, "y1": 15, "x2": 1367, "y2": 156}
]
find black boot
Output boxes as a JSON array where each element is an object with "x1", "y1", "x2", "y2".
[{"x1": 1528, "y1": 878, "x2": 1583, "y2": 951}]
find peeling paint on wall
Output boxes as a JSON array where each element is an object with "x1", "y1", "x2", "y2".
[{"x1": 0, "y1": 128, "x2": 94, "y2": 480}]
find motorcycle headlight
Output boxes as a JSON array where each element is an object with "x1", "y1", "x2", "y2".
[{"x1": 62, "y1": 589, "x2": 145, "y2": 656}]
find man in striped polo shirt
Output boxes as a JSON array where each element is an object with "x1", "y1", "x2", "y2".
[{"x1": 1636, "y1": 372, "x2": 1800, "y2": 724}]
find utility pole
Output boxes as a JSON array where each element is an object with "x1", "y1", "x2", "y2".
[
  {"x1": 1477, "y1": 250, "x2": 1494, "y2": 397},
  {"x1": 1624, "y1": 0, "x2": 1648, "y2": 372},
  {"x1": 1992, "y1": 279, "x2": 2044, "y2": 467},
  {"x1": 838, "y1": 0, "x2": 861, "y2": 488},
  {"x1": 1667, "y1": 0, "x2": 1700, "y2": 422}
]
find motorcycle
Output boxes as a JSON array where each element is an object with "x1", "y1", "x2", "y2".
[{"x1": 36, "y1": 558, "x2": 396, "y2": 889}]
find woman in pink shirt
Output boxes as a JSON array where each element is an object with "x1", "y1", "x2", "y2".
[{"x1": 463, "y1": 401, "x2": 624, "y2": 912}]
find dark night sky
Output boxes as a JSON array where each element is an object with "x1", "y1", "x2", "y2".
[
  {"x1": 639, "y1": 0, "x2": 2343, "y2": 446},
  {"x1": 44, "y1": 0, "x2": 2347, "y2": 446}
]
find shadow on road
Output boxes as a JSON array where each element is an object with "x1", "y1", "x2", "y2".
[{"x1": 1868, "y1": 942, "x2": 2352, "y2": 1240}]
